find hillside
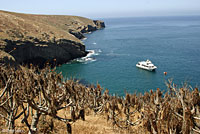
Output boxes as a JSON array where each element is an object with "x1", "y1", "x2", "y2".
[{"x1": 0, "y1": 10, "x2": 105, "y2": 66}]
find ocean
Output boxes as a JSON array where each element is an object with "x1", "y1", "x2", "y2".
[{"x1": 57, "y1": 16, "x2": 200, "y2": 96}]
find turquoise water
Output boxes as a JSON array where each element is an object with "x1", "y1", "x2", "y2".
[{"x1": 57, "y1": 16, "x2": 200, "y2": 96}]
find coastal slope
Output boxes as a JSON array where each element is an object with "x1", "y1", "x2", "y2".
[{"x1": 0, "y1": 10, "x2": 105, "y2": 66}]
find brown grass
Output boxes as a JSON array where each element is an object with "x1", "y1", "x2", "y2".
[
  {"x1": 6, "y1": 109, "x2": 126, "y2": 134},
  {"x1": 0, "y1": 10, "x2": 96, "y2": 43}
]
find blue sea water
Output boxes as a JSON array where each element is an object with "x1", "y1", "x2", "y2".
[{"x1": 57, "y1": 16, "x2": 200, "y2": 96}]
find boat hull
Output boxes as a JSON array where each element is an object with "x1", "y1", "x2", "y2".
[{"x1": 136, "y1": 64, "x2": 157, "y2": 71}]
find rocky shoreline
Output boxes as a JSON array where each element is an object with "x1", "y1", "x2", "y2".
[{"x1": 0, "y1": 10, "x2": 105, "y2": 67}]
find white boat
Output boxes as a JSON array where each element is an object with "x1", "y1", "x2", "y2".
[{"x1": 136, "y1": 59, "x2": 157, "y2": 71}]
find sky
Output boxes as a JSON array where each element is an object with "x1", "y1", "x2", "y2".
[{"x1": 0, "y1": 0, "x2": 200, "y2": 18}]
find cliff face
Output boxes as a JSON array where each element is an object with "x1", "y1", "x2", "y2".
[{"x1": 0, "y1": 10, "x2": 105, "y2": 67}]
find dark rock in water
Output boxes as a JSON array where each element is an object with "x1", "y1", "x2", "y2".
[
  {"x1": 80, "y1": 21, "x2": 105, "y2": 33},
  {"x1": 93, "y1": 20, "x2": 106, "y2": 29}
]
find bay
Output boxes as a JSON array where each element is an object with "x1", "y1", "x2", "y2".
[{"x1": 57, "y1": 16, "x2": 200, "y2": 96}]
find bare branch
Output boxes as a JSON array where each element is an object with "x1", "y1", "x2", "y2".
[
  {"x1": 0, "y1": 77, "x2": 11, "y2": 98},
  {"x1": 0, "y1": 94, "x2": 13, "y2": 107},
  {"x1": 192, "y1": 128, "x2": 200, "y2": 134},
  {"x1": 173, "y1": 112, "x2": 183, "y2": 119},
  {"x1": 194, "y1": 117, "x2": 200, "y2": 120},
  {"x1": 0, "y1": 113, "x2": 11, "y2": 122},
  {"x1": 55, "y1": 115, "x2": 72, "y2": 122},
  {"x1": 57, "y1": 101, "x2": 73, "y2": 111},
  {"x1": 127, "y1": 118, "x2": 143, "y2": 126}
]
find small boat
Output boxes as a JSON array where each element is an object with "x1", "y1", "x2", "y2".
[{"x1": 136, "y1": 59, "x2": 157, "y2": 71}]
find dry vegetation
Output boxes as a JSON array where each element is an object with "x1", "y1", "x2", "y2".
[
  {"x1": 0, "y1": 10, "x2": 97, "y2": 43},
  {"x1": 0, "y1": 64, "x2": 200, "y2": 134}
]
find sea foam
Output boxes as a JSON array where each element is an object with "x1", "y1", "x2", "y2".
[{"x1": 72, "y1": 49, "x2": 102, "y2": 64}]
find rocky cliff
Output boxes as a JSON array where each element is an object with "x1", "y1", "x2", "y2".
[{"x1": 0, "y1": 10, "x2": 105, "y2": 67}]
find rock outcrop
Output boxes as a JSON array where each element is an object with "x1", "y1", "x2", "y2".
[
  {"x1": 0, "y1": 50, "x2": 16, "y2": 66},
  {"x1": 3, "y1": 39, "x2": 87, "y2": 67},
  {"x1": 0, "y1": 10, "x2": 105, "y2": 67},
  {"x1": 93, "y1": 20, "x2": 106, "y2": 29}
]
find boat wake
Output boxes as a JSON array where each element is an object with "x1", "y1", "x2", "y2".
[{"x1": 106, "y1": 50, "x2": 130, "y2": 57}]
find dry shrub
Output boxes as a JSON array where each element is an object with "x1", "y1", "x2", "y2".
[{"x1": 0, "y1": 66, "x2": 200, "y2": 134}]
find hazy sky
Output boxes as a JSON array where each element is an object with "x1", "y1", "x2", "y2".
[{"x1": 1, "y1": 0, "x2": 200, "y2": 18}]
